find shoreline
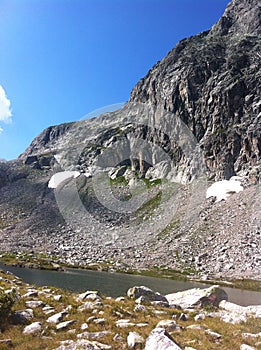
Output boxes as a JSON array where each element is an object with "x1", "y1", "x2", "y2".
[{"x1": 0, "y1": 251, "x2": 260, "y2": 293}]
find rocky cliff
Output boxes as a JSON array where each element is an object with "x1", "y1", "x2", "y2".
[
  {"x1": 0, "y1": 0, "x2": 260, "y2": 279},
  {"x1": 130, "y1": 0, "x2": 261, "y2": 180}
]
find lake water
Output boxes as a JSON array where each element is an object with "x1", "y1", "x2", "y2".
[{"x1": 0, "y1": 263, "x2": 260, "y2": 306}]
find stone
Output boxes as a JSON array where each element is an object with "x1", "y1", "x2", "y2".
[
  {"x1": 77, "y1": 331, "x2": 111, "y2": 340},
  {"x1": 25, "y1": 300, "x2": 44, "y2": 308},
  {"x1": 93, "y1": 318, "x2": 105, "y2": 325},
  {"x1": 187, "y1": 324, "x2": 205, "y2": 331},
  {"x1": 127, "y1": 331, "x2": 144, "y2": 349},
  {"x1": 151, "y1": 300, "x2": 169, "y2": 308},
  {"x1": 116, "y1": 319, "x2": 136, "y2": 328},
  {"x1": 22, "y1": 290, "x2": 38, "y2": 298},
  {"x1": 136, "y1": 323, "x2": 149, "y2": 327},
  {"x1": 115, "y1": 296, "x2": 125, "y2": 302},
  {"x1": 165, "y1": 285, "x2": 228, "y2": 309},
  {"x1": 194, "y1": 313, "x2": 205, "y2": 321},
  {"x1": 219, "y1": 300, "x2": 261, "y2": 318},
  {"x1": 127, "y1": 286, "x2": 168, "y2": 303},
  {"x1": 54, "y1": 339, "x2": 104, "y2": 350},
  {"x1": 78, "y1": 301, "x2": 103, "y2": 312},
  {"x1": 75, "y1": 290, "x2": 100, "y2": 302},
  {"x1": 47, "y1": 311, "x2": 68, "y2": 324},
  {"x1": 144, "y1": 327, "x2": 182, "y2": 350},
  {"x1": 113, "y1": 333, "x2": 124, "y2": 342},
  {"x1": 179, "y1": 313, "x2": 188, "y2": 321},
  {"x1": 12, "y1": 309, "x2": 34, "y2": 324},
  {"x1": 156, "y1": 319, "x2": 179, "y2": 332},
  {"x1": 205, "y1": 329, "x2": 222, "y2": 339},
  {"x1": 240, "y1": 345, "x2": 255, "y2": 350},
  {"x1": 242, "y1": 332, "x2": 261, "y2": 339},
  {"x1": 56, "y1": 320, "x2": 76, "y2": 331},
  {"x1": 23, "y1": 322, "x2": 42, "y2": 334},
  {"x1": 43, "y1": 306, "x2": 55, "y2": 315},
  {"x1": 53, "y1": 294, "x2": 62, "y2": 301},
  {"x1": 134, "y1": 304, "x2": 146, "y2": 312},
  {"x1": 81, "y1": 323, "x2": 89, "y2": 330}
]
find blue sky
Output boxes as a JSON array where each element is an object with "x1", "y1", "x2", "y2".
[{"x1": 0, "y1": 0, "x2": 229, "y2": 160}]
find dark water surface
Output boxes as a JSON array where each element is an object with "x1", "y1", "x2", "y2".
[{"x1": 0, "y1": 263, "x2": 260, "y2": 306}]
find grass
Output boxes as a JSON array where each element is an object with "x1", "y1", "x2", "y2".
[{"x1": 0, "y1": 267, "x2": 260, "y2": 350}]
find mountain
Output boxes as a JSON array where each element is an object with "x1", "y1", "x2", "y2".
[{"x1": 0, "y1": 0, "x2": 260, "y2": 280}]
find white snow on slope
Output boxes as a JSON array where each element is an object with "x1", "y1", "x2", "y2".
[
  {"x1": 48, "y1": 171, "x2": 80, "y2": 189},
  {"x1": 206, "y1": 177, "x2": 243, "y2": 202}
]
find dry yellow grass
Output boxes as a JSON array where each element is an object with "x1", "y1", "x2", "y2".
[{"x1": 0, "y1": 270, "x2": 260, "y2": 350}]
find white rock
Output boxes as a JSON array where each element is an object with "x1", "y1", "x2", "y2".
[
  {"x1": 23, "y1": 290, "x2": 38, "y2": 298},
  {"x1": 81, "y1": 323, "x2": 89, "y2": 330},
  {"x1": 53, "y1": 294, "x2": 62, "y2": 301},
  {"x1": 156, "y1": 319, "x2": 178, "y2": 332},
  {"x1": 93, "y1": 318, "x2": 105, "y2": 324},
  {"x1": 23, "y1": 322, "x2": 42, "y2": 334},
  {"x1": 47, "y1": 311, "x2": 67, "y2": 324},
  {"x1": 25, "y1": 300, "x2": 44, "y2": 308},
  {"x1": 78, "y1": 301, "x2": 102, "y2": 311},
  {"x1": 75, "y1": 290, "x2": 100, "y2": 302},
  {"x1": 127, "y1": 331, "x2": 144, "y2": 348},
  {"x1": 116, "y1": 319, "x2": 136, "y2": 328},
  {"x1": 56, "y1": 320, "x2": 76, "y2": 331},
  {"x1": 242, "y1": 331, "x2": 261, "y2": 338},
  {"x1": 165, "y1": 285, "x2": 227, "y2": 309},
  {"x1": 144, "y1": 327, "x2": 182, "y2": 350},
  {"x1": 77, "y1": 331, "x2": 111, "y2": 339},
  {"x1": 194, "y1": 313, "x2": 205, "y2": 321},
  {"x1": 240, "y1": 345, "x2": 255, "y2": 350},
  {"x1": 115, "y1": 296, "x2": 126, "y2": 302},
  {"x1": 205, "y1": 329, "x2": 221, "y2": 339},
  {"x1": 134, "y1": 304, "x2": 146, "y2": 312}
]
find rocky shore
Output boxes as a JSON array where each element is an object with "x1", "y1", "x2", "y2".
[{"x1": 0, "y1": 269, "x2": 260, "y2": 350}]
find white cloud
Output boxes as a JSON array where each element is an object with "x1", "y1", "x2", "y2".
[{"x1": 0, "y1": 85, "x2": 12, "y2": 123}]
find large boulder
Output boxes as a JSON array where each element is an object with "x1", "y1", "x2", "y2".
[
  {"x1": 127, "y1": 286, "x2": 168, "y2": 304},
  {"x1": 12, "y1": 309, "x2": 34, "y2": 324},
  {"x1": 165, "y1": 285, "x2": 228, "y2": 309},
  {"x1": 144, "y1": 328, "x2": 182, "y2": 350},
  {"x1": 23, "y1": 322, "x2": 42, "y2": 335},
  {"x1": 127, "y1": 331, "x2": 144, "y2": 349}
]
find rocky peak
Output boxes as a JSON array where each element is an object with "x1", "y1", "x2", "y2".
[
  {"x1": 129, "y1": 0, "x2": 260, "y2": 180},
  {"x1": 211, "y1": 0, "x2": 260, "y2": 36}
]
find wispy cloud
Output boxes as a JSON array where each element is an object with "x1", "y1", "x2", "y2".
[
  {"x1": 0, "y1": 85, "x2": 12, "y2": 124},
  {"x1": 0, "y1": 127, "x2": 3, "y2": 135}
]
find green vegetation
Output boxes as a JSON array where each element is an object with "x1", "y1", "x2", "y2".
[
  {"x1": 109, "y1": 175, "x2": 128, "y2": 186},
  {"x1": 0, "y1": 290, "x2": 16, "y2": 328}
]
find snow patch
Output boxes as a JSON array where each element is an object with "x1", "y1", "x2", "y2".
[
  {"x1": 206, "y1": 177, "x2": 243, "y2": 202},
  {"x1": 48, "y1": 171, "x2": 80, "y2": 189}
]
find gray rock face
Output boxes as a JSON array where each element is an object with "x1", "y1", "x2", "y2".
[{"x1": 130, "y1": 0, "x2": 261, "y2": 181}]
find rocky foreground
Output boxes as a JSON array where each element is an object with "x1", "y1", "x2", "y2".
[{"x1": 0, "y1": 269, "x2": 260, "y2": 350}]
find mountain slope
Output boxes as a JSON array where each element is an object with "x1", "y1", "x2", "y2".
[{"x1": 0, "y1": 0, "x2": 260, "y2": 279}]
